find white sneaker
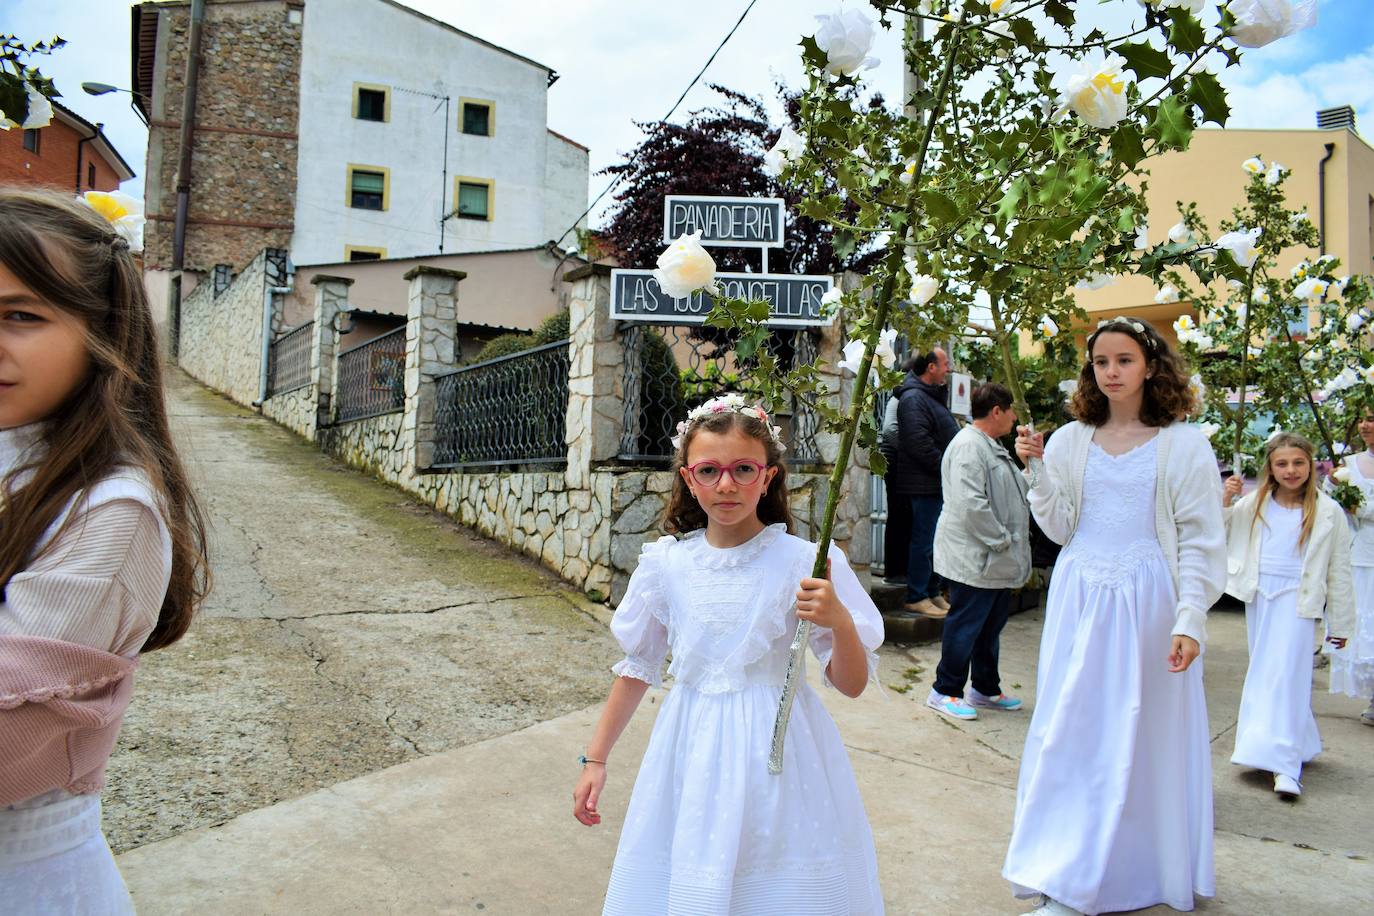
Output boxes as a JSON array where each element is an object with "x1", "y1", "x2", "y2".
[
  {"x1": 1030, "y1": 898, "x2": 1082, "y2": 916},
  {"x1": 1274, "y1": 773, "x2": 1302, "y2": 798},
  {"x1": 1361, "y1": 702, "x2": 1374, "y2": 726}
]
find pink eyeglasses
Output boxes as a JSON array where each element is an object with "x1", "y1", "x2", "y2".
[{"x1": 684, "y1": 460, "x2": 766, "y2": 489}]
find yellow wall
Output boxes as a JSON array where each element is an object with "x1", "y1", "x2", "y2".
[{"x1": 1070, "y1": 127, "x2": 1374, "y2": 347}]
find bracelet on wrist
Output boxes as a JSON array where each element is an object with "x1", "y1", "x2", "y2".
[{"x1": 579, "y1": 754, "x2": 606, "y2": 766}]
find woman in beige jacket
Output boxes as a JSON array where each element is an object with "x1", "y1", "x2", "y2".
[{"x1": 1222, "y1": 433, "x2": 1355, "y2": 799}]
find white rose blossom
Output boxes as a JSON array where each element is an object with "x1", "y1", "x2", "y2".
[
  {"x1": 1075, "y1": 272, "x2": 1115, "y2": 291},
  {"x1": 1168, "y1": 221, "x2": 1193, "y2": 245},
  {"x1": 1251, "y1": 286, "x2": 1269, "y2": 305},
  {"x1": 1039, "y1": 315, "x2": 1059, "y2": 337},
  {"x1": 21, "y1": 81, "x2": 53, "y2": 130},
  {"x1": 1227, "y1": 0, "x2": 1318, "y2": 50},
  {"x1": 1291, "y1": 261, "x2": 1309, "y2": 280},
  {"x1": 1155, "y1": 284, "x2": 1180, "y2": 305},
  {"x1": 1134, "y1": 222, "x2": 1149, "y2": 250},
  {"x1": 79, "y1": 190, "x2": 146, "y2": 252},
  {"x1": 763, "y1": 126, "x2": 806, "y2": 178},
  {"x1": 1241, "y1": 156, "x2": 1265, "y2": 175},
  {"x1": 653, "y1": 231, "x2": 718, "y2": 299},
  {"x1": 814, "y1": 8, "x2": 880, "y2": 77},
  {"x1": 819, "y1": 287, "x2": 844, "y2": 320},
  {"x1": 1291, "y1": 211, "x2": 1311, "y2": 226},
  {"x1": 904, "y1": 261, "x2": 941, "y2": 306},
  {"x1": 1332, "y1": 465, "x2": 1353, "y2": 484},
  {"x1": 1265, "y1": 161, "x2": 1287, "y2": 185},
  {"x1": 1346, "y1": 310, "x2": 1367, "y2": 333},
  {"x1": 1214, "y1": 227, "x2": 1262, "y2": 267},
  {"x1": 874, "y1": 327, "x2": 899, "y2": 370},
  {"x1": 1198, "y1": 421, "x2": 1221, "y2": 440},
  {"x1": 1293, "y1": 277, "x2": 1328, "y2": 300},
  {"x1": 838, "y1": 330, "x2": 898, "y2": 384},
  {"x1": 1054, "y1": 53, "x2": 1132, "y2": 129}
]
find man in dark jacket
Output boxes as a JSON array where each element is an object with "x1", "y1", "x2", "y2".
[{"x1": 891, "y1": 348, "x2": 959, "y2": 616}]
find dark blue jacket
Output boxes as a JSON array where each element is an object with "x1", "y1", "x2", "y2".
[{"x1": 891, "y1": 374, "x2": 958, "y2": 497}]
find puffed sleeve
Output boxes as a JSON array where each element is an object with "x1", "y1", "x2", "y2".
[
  {"x1": 808, "y1": 543, "x2": 885, "y2": 690},
  {"x1": 1, "y1": 499, "x2": 170, "y2": 659},
  {"x1": 608, "y1": 537, "x2": 673, "y2": 686},
  {"x1": 1169, "y1": 429, "x2": 1227, "y2": 647},
  {"x1": 1026, "y1": 425, "x2": 1078, "y2": 546}
]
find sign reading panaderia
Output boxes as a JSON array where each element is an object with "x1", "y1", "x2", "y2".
[
  {"x1": 610, "y1": 269, "x2": 833, "y2": 328},
  {"x1": 662, "y1": 195, "x2": 786, "y2": 248}
]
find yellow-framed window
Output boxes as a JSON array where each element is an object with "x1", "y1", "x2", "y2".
[
  {"x1": 459, "y1": 97, "x2": 494, "y2": 137},
  {"x1": 347, "y1": 164, "x2": 390, "y2": 211},
  {"x1": 344, "y1": 245, "x2": 387, "y2": 262},
  {"x1": 453, "y1": 176, "x2": 493, "y2": 221},
  {"x1": 353, "y1": 82, "x2": 390, "y2": 122}
]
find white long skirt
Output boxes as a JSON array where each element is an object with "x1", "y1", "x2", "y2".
[
  {"x1": 1231, "y1": 573, "x2": 1322, "y2": 780},
  {"x1": 604, "y1": 682, "x2": 883, "y2": 915},
  {"x1": 1329, "y1": 565, "x2": 1374, "y2": 699},
  {"x1": 0, "y1": 791, "x2": 134, "y2": 916},
  {"x1": 1003, "y1": 548, "x2": 1213, "y2": 915}
]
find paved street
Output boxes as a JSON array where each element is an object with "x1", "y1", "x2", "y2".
[
  {"x1": 112, "y1": 371, "x2": 1374, "y2": 913},
  {"x1": 103, "y1": 371, "x2": 622, "y2": 851}
]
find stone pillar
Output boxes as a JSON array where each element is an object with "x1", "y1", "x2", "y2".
[
  {"x1": 310, "y1": 275, "x2": 352, "y2": 434},
  {"x1": 402, "y1": 266, "x2": 465, "y2": 473},
  {"x1": 212, "y1": 264, "x2": 233, "y2": 297},
  {"x1": 562, "y1": 264, "x2": 620, "y2": 490}
]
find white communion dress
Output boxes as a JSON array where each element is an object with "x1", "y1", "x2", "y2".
[
  {"x1": 602, "y1": 523, "x2": 885, "y2": 916},
  {"x1": 1003, "y1": 439, "x2": 1214, "y2": 915},
  {"x1": 1330, "y1": 456, "x2": 1374, "y2": 699},
  {"x1": 1230, "y1": 503, "x2": 1322, "y2": 780}
]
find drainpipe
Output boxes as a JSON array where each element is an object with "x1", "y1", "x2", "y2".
[
  {"x1": 1317, "y1": 141, "x2": 1336, "y2": 254},
  {"x1": 169, "y1": 0, "x2": 207, "y2": 357},
  {"x1": 254, "y1": 267, "x2": 296, "y2": 408},
  {"x1": 74, "y1": 123, "x2": 98, "y2": 194}
]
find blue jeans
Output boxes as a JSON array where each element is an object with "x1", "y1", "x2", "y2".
[
  {"x1": 905, "y1": 495, "x2": 943, "y2": 603},
  {"x1": 932, "y1": 581, "x2": 1012, "y2": 699}
]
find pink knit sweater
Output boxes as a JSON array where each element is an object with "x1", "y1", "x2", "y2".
[{"x1": 0, "y1": 635, "x2": 137, "y2": 806}]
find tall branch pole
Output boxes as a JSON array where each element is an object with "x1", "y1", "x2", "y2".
[
  {"x1": 769, "y1": 15, "x2": 966, "y2": 774},
  {"x1": 1232, "y1": 257, "x2": 1263, "y2": 476},
  {"x1": 1279, "y1": 318, "x2": 1337, "y2": 462}
]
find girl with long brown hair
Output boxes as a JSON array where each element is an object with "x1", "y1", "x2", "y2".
[
  {"x1": 0, "y1": 187, "x2": 209, "y2": 911},
  {"x1": 571, "y1": 395, "x2": 885, "y2": 914},
  {"x1": 1007, "y1": 316, "x2": 1226, "y2": 916},
  {"x1": 1222, "y1": 433, "x2": 1354, "y2": 798}
]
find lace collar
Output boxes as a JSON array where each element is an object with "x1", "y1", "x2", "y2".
[
  {"x1": 680, "y1": 522, "x2": 788, "y2": 568},
  {"x1": 0, "y1": 423, "x2": 45, "y2": 477}
]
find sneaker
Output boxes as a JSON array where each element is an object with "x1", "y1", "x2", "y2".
[
  {"x1": 1274, "y1": 773, "x2": 1302, "y2": 798},
  {"x1": 1030, "y1": 898, "x2": 1083, "y2": 916},
  {"x1": 967, "y1": 687, "x2": 1023, "y2": 711},
  {"x1": 1360, "y1": 703, "x2": 1374, "y2": 727},
  {"x1": 902, "y1": 598, "x2": 946, "y2": 618},
  {"x1": 930, "y1": 594, "x2": 951, "y2": 611},
  {"x1": 926, "y1": 688, "x2": 977, "y2": 720}
]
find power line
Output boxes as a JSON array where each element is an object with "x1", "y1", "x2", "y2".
[{"x1": 551, "y1": 0, "x2": 763, "y2": 248}]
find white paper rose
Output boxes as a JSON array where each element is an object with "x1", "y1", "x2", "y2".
[
  {"x1": 1227, "y1": 0, "x2": 1318, "y2": 49},
  {"x1": 1168, "y1": 221, "x2": 1193, "y2": 246},
  {"x1": 1038, "y1": 315, "x2": 1059, "y2": 337},
  {"x1": 820, "y1": 287, "x2": 844, "y2": 320},
  {"x1": 1198, "y1": 421, "x2": 1221, "y2": 440},
  {"x1": 1075, "y1": 272, "x2": 1114, "y2": 291},
  {"x1": 80, "y1": 190, "x2": 146, "y2": 252},
  {"x1": 1251, "y1": 287, "x2": 1269, "y2": 305},
  {"x1": 763, "y1": 126, "x2": 806, "y2": 178},
  {"x1": 653, "y1": 231, "x2": 718, "y2": 299},
  {"x1": 21, "y1": 81, "x2": 53, "y2": 129},
  {"x1": 1293, "y1": 277, "x2": 1328, "y2": 300},
  {"x1": 1134, "y1": 222, "x2": 1149, "y2": 250},
  {"x1": 1155, "y1": 284, "x2": 1180, "y2": 305},
  {"x1": 1241, "y1": 156, "x2": 1264, "y2": 175},
  {"x1": 1265, "y1": 161, "x2": 1287, "y2": 185},
  {"x1": 904, "y1": 261, "x2": 941, "y2": 306},
  {"x1": 874, "y1": 327, "x2": 899, "y2": 370},
  {"x1": 814, "y1": 8, "x2": 880, "y2": 77},
  {"x1": 1345, "y1": 310, "x2": 1366, "y2": 333},
  {"x1": 1214, "y1": 227, "x2": 1262, "y2": 268},
  {"x1": 1332, "y1": 465, "x2": 1353, "y2": 485},
  {"x1": 1055, "y1": 53, "x2": 1132, "y2": 129}
]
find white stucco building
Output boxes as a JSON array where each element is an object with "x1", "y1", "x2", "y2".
[{"x1": 292, "y1": 0, "x2": 589, "y2": 265}]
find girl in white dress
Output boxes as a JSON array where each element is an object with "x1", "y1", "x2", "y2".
[
  {"x1": 572, "y1": 394, "x2": 885, "y2": 915},
  {"x1": 1222, "y1": 433, "x2": 1355, "y2": 798},
  {"x1": 0, "y1": 188, "x2": 210, "y2": 913},
  {"x1": 1006, "y1": 317, "x2": 1226, "y2": 916},
  {"x1": 1330, "y1": 404, "x2": 1374, "y2": 724}
]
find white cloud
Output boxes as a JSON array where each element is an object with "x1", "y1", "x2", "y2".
[{"x1": 1221, "y1": 46, "x2": 1374, "y2": 130}]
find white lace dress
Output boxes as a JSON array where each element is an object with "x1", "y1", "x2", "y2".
[
  {"x1": 1003, "y1": 439, "x2": 1214, "y2": 915},
  {"x1": 602, "y1": 523, "x2": 885, "y2": 916},
  {"x1": 1230, "y1": 504, "x2": 1322, "y2": 780},
  {"x1": 1330, "y1": 455, "x2": 1374, "y2": 699}
]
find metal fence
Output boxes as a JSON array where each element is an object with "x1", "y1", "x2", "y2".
[
  {"x1": 431, "y1": 339, "x2": 572, "y2": 468},
  {"x1": 336, "y1": 327, "x2": 407, "y2": 423},
  {"x1": 267, "y1": 320, "x2": 314, "y2": 397},
  {"x1": 616, "y1": 323, "x2": 822, "y2": 465}
]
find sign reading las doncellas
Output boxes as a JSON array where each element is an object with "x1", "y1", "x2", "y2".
[
  {"x1": 610, "y1": 269, "x2": 834, "y2": 328},
  {"x1": 662, "y1": 195, "x2": 786, "y2": 248}
]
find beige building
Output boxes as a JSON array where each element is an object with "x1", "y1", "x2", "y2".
[
  {"x1": 1070, "y1": 110, "x2": 1374, "y2": 346},
  {"x1": 285, "y1": 244, "x2": 588, "y2": 359}
]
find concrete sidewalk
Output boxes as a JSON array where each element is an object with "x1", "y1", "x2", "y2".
[{"x1": 118, "y1": 607, "x2": 1373, "y2": 914}]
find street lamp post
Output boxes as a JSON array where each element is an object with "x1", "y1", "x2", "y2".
[{"x1": 81, "y1": 81, "x2": 150, "y2": 126}]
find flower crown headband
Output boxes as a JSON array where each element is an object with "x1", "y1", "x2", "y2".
[
  {"x1": 79, "y1": 190, "x2": 146, "y2": 254},
  {"x1": 671, "y1": 393, "x2": 787, "y2": 453},
  {"x1": 1094, "y1": 315, "x2": 1156, "y2": 351}
]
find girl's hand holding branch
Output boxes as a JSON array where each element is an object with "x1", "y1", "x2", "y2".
[
  {"x1": 796, "y1": 560, "x2": 851, "y2": 633},
  {"x1": 1014, "y1": 426, "x2": 1044, "y2": 464},
  {"x1": 1222, "y1": 475, "x2": 1243, "y2": 507}
]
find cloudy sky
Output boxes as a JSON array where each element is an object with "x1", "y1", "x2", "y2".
[{"x1": 10, "y1": 0, "x2": 1374, "y2": 227}]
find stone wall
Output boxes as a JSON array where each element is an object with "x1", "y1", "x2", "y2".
[
  {"x1": 177, "y1": 248, "x2": 278, "y2": 406},
  {"x1": 183, "y1": 257, "x2": 870, "y2": 606},
  {"x1": 143, "y1": 0, "x2": 302, "y2": 273}
]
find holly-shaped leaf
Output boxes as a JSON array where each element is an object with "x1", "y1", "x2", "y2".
[
  {"x1": 1145, "y1": 96, "x2": 1194, "y2": 150},
  {"x1": 921, "y1": 189, "x2": 962, "y2": 225},
  {"x1": 1187, "y1": 72, "x2": 1230, "y2": 127},
  {"x1": 1044, "y1": 0, "x2": 1074, "y2": 30},
  {"x1": 1115, "y1": 41, "x2": 1173, "y2": 81},
  {"x1": 1168, "y1": 11, "x2": 1206, "y2": 56},
  {"x1": 1110, "y1": 124, "x2": 1147, "y2": 169}
]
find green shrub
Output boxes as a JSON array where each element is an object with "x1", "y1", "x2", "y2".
[
  {"x1": 472, "y1": 332, "x2": 536, "y2": 364},
  {"x1": 533, "y1": 308, "x2": 571, "y2": 345}
]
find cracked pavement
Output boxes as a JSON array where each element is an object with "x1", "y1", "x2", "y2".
[{"x1": 103, "y1": 370, "x2": 621, "y2": 853}]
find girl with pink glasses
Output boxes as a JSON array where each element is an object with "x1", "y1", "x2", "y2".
[{"x1": 572, "y1": 394, "x2": 885, "y2": 915}]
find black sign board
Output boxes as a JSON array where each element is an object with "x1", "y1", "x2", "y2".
[
  {"x1": 610, "y1": 269, "x2": 834, "y2": 328},
  {"x1": 662, "y1": 195, "x2": 786, "y2": 248}
]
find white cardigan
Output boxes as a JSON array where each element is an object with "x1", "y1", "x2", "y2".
[
  {"x1": 1222, "y1": 488, "x2": 1356, "y2": 639},
  {"x1": 1028, "y1": 421, "x2": 1226, "y2": 646}
]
